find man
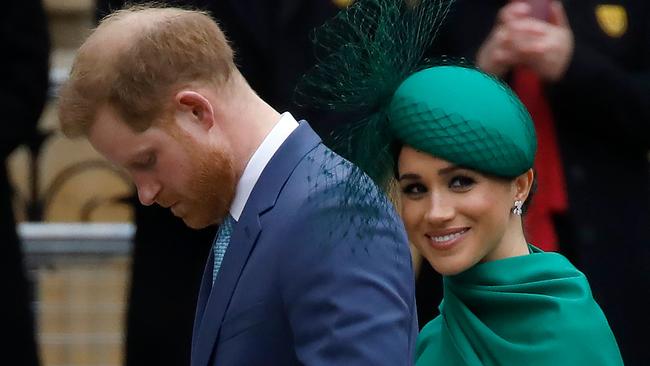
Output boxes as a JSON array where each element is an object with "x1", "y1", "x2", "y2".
[
  {"x1": 419, "y1": 1, "x2": 649, "y2": 363},
  {"x1": 58, "y1": 6, "x2": 417, "y2": 366},
  {"x1": 93, "y1": 1, "x2": 341, "y2": 365}
]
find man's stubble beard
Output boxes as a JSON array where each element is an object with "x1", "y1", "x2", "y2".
[
  {"x1": 183, "y1": 142, "x2": 237, "y2": 229},
  {"x1": 171, "y1": 124, "x2": 237, "y2": 229}
]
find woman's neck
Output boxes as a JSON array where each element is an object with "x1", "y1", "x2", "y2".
[{"x1": 482, "y1": 219, "x2": 530, "y2": 262}]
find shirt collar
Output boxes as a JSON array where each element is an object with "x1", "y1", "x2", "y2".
[{"x1": 229, "y1": 112, "x2": 299, "y2": 221}]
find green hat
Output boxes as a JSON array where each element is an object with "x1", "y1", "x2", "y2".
[{"x1": 388, "y1": 66, "x2": 537, "y2": 177}]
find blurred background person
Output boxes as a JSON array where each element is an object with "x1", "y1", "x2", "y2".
[
  {"x1": 415, "y1": 1, "x2": 649, "y2": 364},
  {"x1": 94, "y1": 1, "x2": 341, "y2": 365},
  {"x1": 0, "y1": 1, "x2": 50, "y2": 365}
]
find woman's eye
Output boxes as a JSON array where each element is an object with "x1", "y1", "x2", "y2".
[
  {"x1": 449, "y1": 176, "x2": 475, "y2": 190},
  {"x1": 401, "y1": 183, "x2": 427, "y2": 196}
]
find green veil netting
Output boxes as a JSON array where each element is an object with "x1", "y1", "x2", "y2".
[{"x1": 296, "y1": 0, "x2": 455, "y2": 192}]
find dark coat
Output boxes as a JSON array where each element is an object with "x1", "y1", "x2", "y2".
[{"x1": 0, "y1": 1, "x2": 50, "y2": 365}]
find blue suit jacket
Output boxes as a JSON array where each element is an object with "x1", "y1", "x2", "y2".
[{"x1": 191, "y1": 122, "x2": 417, "y2": 366}]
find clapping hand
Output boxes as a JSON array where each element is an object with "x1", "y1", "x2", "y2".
[{"x1": 476, "y1": 1, "x2": 574, "y2": 81}]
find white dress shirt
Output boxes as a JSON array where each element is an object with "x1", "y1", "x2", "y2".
[{"x1": 229, "y1": 112, "x2": 299, "y2": 221}]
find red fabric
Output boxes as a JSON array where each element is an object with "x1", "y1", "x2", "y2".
[{"x1": 512, "y1": 67, "x2": 568, "y2": 251}]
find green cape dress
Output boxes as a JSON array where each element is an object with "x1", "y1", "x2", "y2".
[{"x1": 415, "y1": 246, "x2": 623, "y2": 365}]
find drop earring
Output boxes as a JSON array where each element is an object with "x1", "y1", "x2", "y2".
[{"x1": 512, "y1": 200, "x2": 523, "y2": 216}]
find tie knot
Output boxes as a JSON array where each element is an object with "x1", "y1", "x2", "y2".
[{"x1": 221, "y1": 214, "x2": 235, "y2": 232}]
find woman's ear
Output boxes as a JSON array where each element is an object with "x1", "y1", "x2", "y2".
[
  {"x1": 174, "y1": 90, "x2": 215, "y2": 131},
  {"x1": 514, "y1": 168, "x2": 535, "y2": 202}
]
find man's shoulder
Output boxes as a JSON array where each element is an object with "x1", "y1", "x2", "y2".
[
  {"x1": 275, "y1": 143, "x2": 403, "y2": 238},
  {"x1": 281, "y1": 143, "x2": 393, "y2": 215},
  {"x1": 293, "y1": 143, "x2": 370, "y2": 189}
]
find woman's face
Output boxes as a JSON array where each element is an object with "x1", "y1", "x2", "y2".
[{"x1": 398, "y1": 146, "x2": 529, "y2": 275}]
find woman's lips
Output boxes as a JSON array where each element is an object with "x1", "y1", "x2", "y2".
[{"x1": 425, "y1": 228, "x2": 470, "y2": 250}]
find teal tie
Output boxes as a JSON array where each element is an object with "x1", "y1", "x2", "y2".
[{"x1": 212, "y1": 214, "x2": 235, "y2": 285}]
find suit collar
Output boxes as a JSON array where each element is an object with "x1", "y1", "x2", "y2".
[
  {"x1": 191, "y1": 121, "x2": 321, "y2": 366},
  {"x1": 230, "y1": 112, "x2": 299, "y2": 220}
]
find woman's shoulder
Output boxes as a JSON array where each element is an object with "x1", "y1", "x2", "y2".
[{"x1": 439, "y1": 246, "x2": 624, "y2": 365}]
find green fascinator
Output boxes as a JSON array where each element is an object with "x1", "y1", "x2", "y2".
[{"x1": 298, "y1": 0, "x2": 536, "y2": 192}]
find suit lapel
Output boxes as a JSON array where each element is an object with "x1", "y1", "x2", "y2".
[
  {"x1": 191, "y1": 246, "x2": 216, "y2": 358},
  {"x1": 191, "y1": 122, "x2": 322, "y2": 366}
]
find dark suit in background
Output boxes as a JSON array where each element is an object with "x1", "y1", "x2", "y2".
[
  {"x1": 421, "y1": 1, "x2": 649, "y2": 364},
  {"x1": 0, "y1": 1, "x2": 50, "y2": 365},
  {"x1": 95, "y1": 1, "x2": 340, "y2": 365}
]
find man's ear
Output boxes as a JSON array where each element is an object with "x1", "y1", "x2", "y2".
[
  {"x1": 174, "y1": 90, "x2": 215, "y2": 131},
  {"x1": 514, "y1": 168, "x2": 535, "y2": 203}
]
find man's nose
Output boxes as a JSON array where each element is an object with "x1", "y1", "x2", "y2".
[{"x1": 135, "y1": 178, "x2": 161, "y2": 206}]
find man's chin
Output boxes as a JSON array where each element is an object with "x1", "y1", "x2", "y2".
[
  {"x1": 173, "y1": 204, "x2": 229, "y2": 229},
  {"x1": 180, "y1": 215, "x2": 216, "y2": 230}
]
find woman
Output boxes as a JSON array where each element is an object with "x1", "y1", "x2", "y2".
[
  {"x1": 299, "y1": 0, "x2": 623, "y2": 364},
  {"x1": 391, "y1": 65, "x2": 623, "y2": 365}
]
